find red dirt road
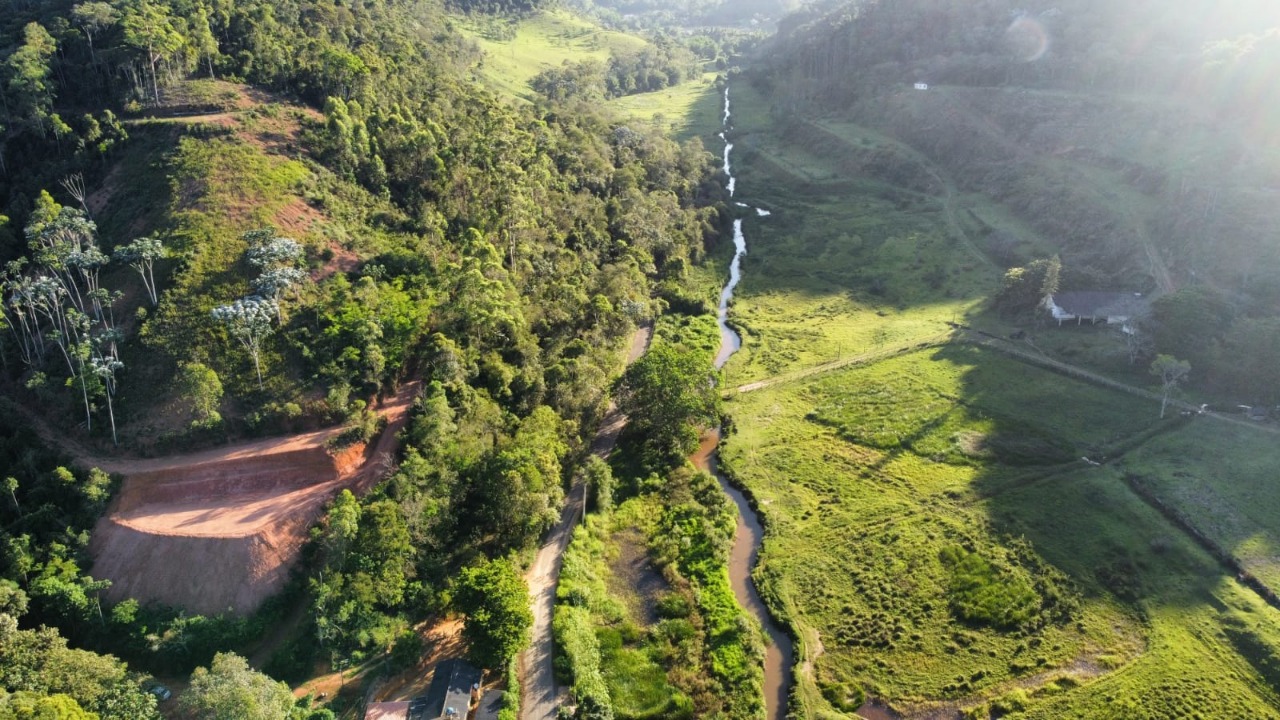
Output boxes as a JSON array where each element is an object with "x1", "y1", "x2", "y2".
[{"x1": 89, "y1": 384, "x2": 417, "y2": 616}]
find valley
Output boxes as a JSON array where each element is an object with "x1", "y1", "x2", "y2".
[{"x1": 5, "y1": 2, "x2": 1280, "y2": 720}]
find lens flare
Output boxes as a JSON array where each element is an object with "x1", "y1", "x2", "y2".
[{"x1": 1006, "y1": 16, "x2": 1051, "y2": 62}]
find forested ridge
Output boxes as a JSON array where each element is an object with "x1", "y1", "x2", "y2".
[{"x1": 0, "y1": 0, "x2": 727, "y2": 716}]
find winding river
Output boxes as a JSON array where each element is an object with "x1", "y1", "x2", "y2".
[{"x1": 692, "y1": 85, "x2": 795, "y2": 720}]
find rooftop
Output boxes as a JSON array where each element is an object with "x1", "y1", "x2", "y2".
[
  {"x1": 420, "y1": 659, "x2": 482, "y2": 720},
  {"x1": 1050, "y1": 291, "x2": 1148, "y2": 319},
  {"x1": 365, "y1": 701, "x2": 411, "y2": 720}
]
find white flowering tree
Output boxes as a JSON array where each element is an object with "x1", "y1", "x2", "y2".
[
  {"x1": 211, "y1": 296, "x2": 277, "y2": 389},
  {"x1": 245, "y1": 235, "x2": 303, "y2": 271},
  {"x1": 2, "y1": 193, "x2": 128, "y2": 443},
  {"x1": 113, "y1": 235, "x2": 165, "y2": 306},
  {"x1": 252, "y1": 266, "x2": 306, "y2": 321},
  {"x1": 90, "y1": 351, "x2": 124, "y2": 446},
  {"x1": 244, "y1": 230, "x2": 306, "y2": 321}
]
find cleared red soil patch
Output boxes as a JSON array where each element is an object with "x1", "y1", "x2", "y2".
[
  {"x1": 89, "y1": 384, "x2": 417, "y2": 616},
  {"x1": 275, "y1": 196, "x2": 326, "y2": 240}
]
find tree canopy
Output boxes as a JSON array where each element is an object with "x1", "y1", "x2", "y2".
[
  {"x1": 616, "y1": 343, "x2": 719, "y2": 469},
  {"x1": 180, "y1": 653, "x2": 295, "y2": 720},
  {"x1": 453, "y1": 558, "x2": 533, "y2": 670}
]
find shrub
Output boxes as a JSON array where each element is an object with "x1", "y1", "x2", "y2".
[
  {"x1": 389, "y1": 629, "x2": 424, "y2": 672},
  {"x1": 939, "y1": 546, "x2": 1039, "y2": 630},
  {"x1": 821, "y1": 682, "x2": 866, "y2": 712},
  {"x1": 498, "y1": 656, "x2": 520, "y2": 720},
  {"x1": 552, "y1": 606, "x2": 613, "y2": 718},
  {"x1": 655, "y1": 592, "x2": 692, "y2": 619},
  {"x1": 990, "y1": 688, "x2": 1030, "y2": 714}
]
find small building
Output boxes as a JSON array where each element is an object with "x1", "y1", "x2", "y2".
[
  {"x1": 363, "y1": 660, "x2": 484, "y2": 720},
  {"x1": 914, "y1": 82, "x2": 929, "y2": 90},
  {"x1": 420, "y1": 659, "x2": 483, "y2": 720},
  {"x1": 1043, "y1": 291, "x2": 1148, "y2": 329}
]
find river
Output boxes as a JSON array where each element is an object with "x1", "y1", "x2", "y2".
[{"x1": 692, "y1": 84, "x2": 795, "y2": 720}]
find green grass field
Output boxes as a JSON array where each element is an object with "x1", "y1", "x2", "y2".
[
  {"x1": 459, "y1": 11, "x2": 723, "y2": 140},
  {"x1": 680, "y1": 74, "x2": 1280, "y2": 718},
  {"x1": 609, "y1": 71, "x2": 724, "y2": 141},
  {"x1": 1121, "y1": 421, "x2": 1280, "y2": 594},
  {"x1": 459, "y1": 10, "x2": 646, "y2": 102},
  {"x1": 721, "y1": 348, "x2": 1280, "y2": 717},
  {"x1": 719, "y1": 81, "x2": 998, "y2": 388}
]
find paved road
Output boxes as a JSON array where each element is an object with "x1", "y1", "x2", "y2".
[{"x1": 520, "y1": 325, "x2": 652, "y2": 720}]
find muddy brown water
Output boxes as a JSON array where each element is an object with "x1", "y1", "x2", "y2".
[
  {"x1": 694, "y1": 84, "x2": 794, "y2": 720},
  {"x1": 691, "y1": 431, "x2": 793, "y2": 720}
]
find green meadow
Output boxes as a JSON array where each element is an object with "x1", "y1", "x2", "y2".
[
  {"x1": 609, "y1": 71, "x2": 724, "y2": 140},
  {"x1": 457, "y1": 11, "x2": 724, "y2": 140},
  {"x1": 459, "y1": 10, "x2": 646, "y2": 101},
  {"x1": 721, "y1": 348, "x2": 1280, "y2": 718},
  {"x1": 1120, "y1": 421, "x2": 1280, "y2": 594},
  {"x1": 699, "y1": 71, "x2": 1280, "y2": 718},
  {"x1": 720, "y1": 81, "x2": 996, "y2": 388}
]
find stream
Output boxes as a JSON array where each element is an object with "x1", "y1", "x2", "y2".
[{"x1": 692, "y1": 85, "x2": 795, "y2": 720}]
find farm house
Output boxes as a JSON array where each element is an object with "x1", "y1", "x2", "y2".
[{"x1": 1043, "y1": 291, "x2": 1148, "y2": 329}]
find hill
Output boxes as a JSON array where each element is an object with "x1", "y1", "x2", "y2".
[
  {"x1": 749, "y1": 0, "x2": 1280, "y2": 402},
  {"x1": 0, "y1": 0, "x2": 724, "y2": 712}
]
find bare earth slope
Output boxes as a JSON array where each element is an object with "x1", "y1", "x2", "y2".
[{"x1": 89, "y1": 384, "x2": 416, "y2": 615}]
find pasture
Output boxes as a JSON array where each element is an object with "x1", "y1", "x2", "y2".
[
  {"x1": 1120, "y1": 420, "x2": 1280, "y2": 594},
  {"x1": 720, "y1": 81, "x2": 997, "y2": 388},
  {"x1": 712, "y1": 76, "x2": 1280, "y2": 717},
  {"x1": 721, "y1": 348, "x2": 1280, "y2": 717},
  {"x1": 459, "y1": 10, "x2": 646, "y2": 102}
]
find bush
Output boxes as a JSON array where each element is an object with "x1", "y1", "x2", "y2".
[
  {"x1": 389, "y1": 629, "x2": 424, "y2": 672},
  {"x1": 263, "y1": 631, "x2": 319, "y2": 684},
  {"x1": 990, "y1": 688, "x2": 1030, "y2": 714},
  {"x1": 498, "y1": 656, "x2": 520, "y2": 720},
  {"x1": 552, "y1": 606, "x2": 613, "y2": 718},
  {"x1": 655, "y1": 592, "x2": 692, "y2": 619},
  {"x1": 939, "y1": 546, "x2": 1040, "y2": 630},
  {"x1": 821, "y1": 682, "x2": 865, "y2": 712}
]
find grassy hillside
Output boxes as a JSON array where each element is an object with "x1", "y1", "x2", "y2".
[
  {"x1": 1121, "y1": 421, "x2": 1280, "y2": 594},
  {"x1": 457, "y1": 9, "x2": 726, "y2": 139},
  {"x1": 460, "y1": 9, "x2": 648, "y2": 101},
  {"x1": 692, "y1": 38, "x2": 1280, "y2": 715},
  {"x1": 750, "y1": 0, "x2": 1280, "y2": 407},
  {"x1": 609, "y1": 71, "x2": 723, "y2": 140},
  {"x1": 719, "y1": 81, "x2": 996, "y2": 388}
]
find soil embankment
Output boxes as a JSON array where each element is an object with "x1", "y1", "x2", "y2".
[{"x1": 89, "y1": 384, "x2": 416, "y2": 615}]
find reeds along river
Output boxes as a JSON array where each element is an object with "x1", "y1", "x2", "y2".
[{"x1": 693, "y1": 85, "x2": 794, "y2": 720}]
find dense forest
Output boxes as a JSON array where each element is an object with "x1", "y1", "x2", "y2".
[{"x1": 0, "y1": 0, "x2": 726, "y2": 715}]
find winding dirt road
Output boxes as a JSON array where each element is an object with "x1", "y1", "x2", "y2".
[{"x1": 520, "y1": 325, "x2": 652, "y2": 720}]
